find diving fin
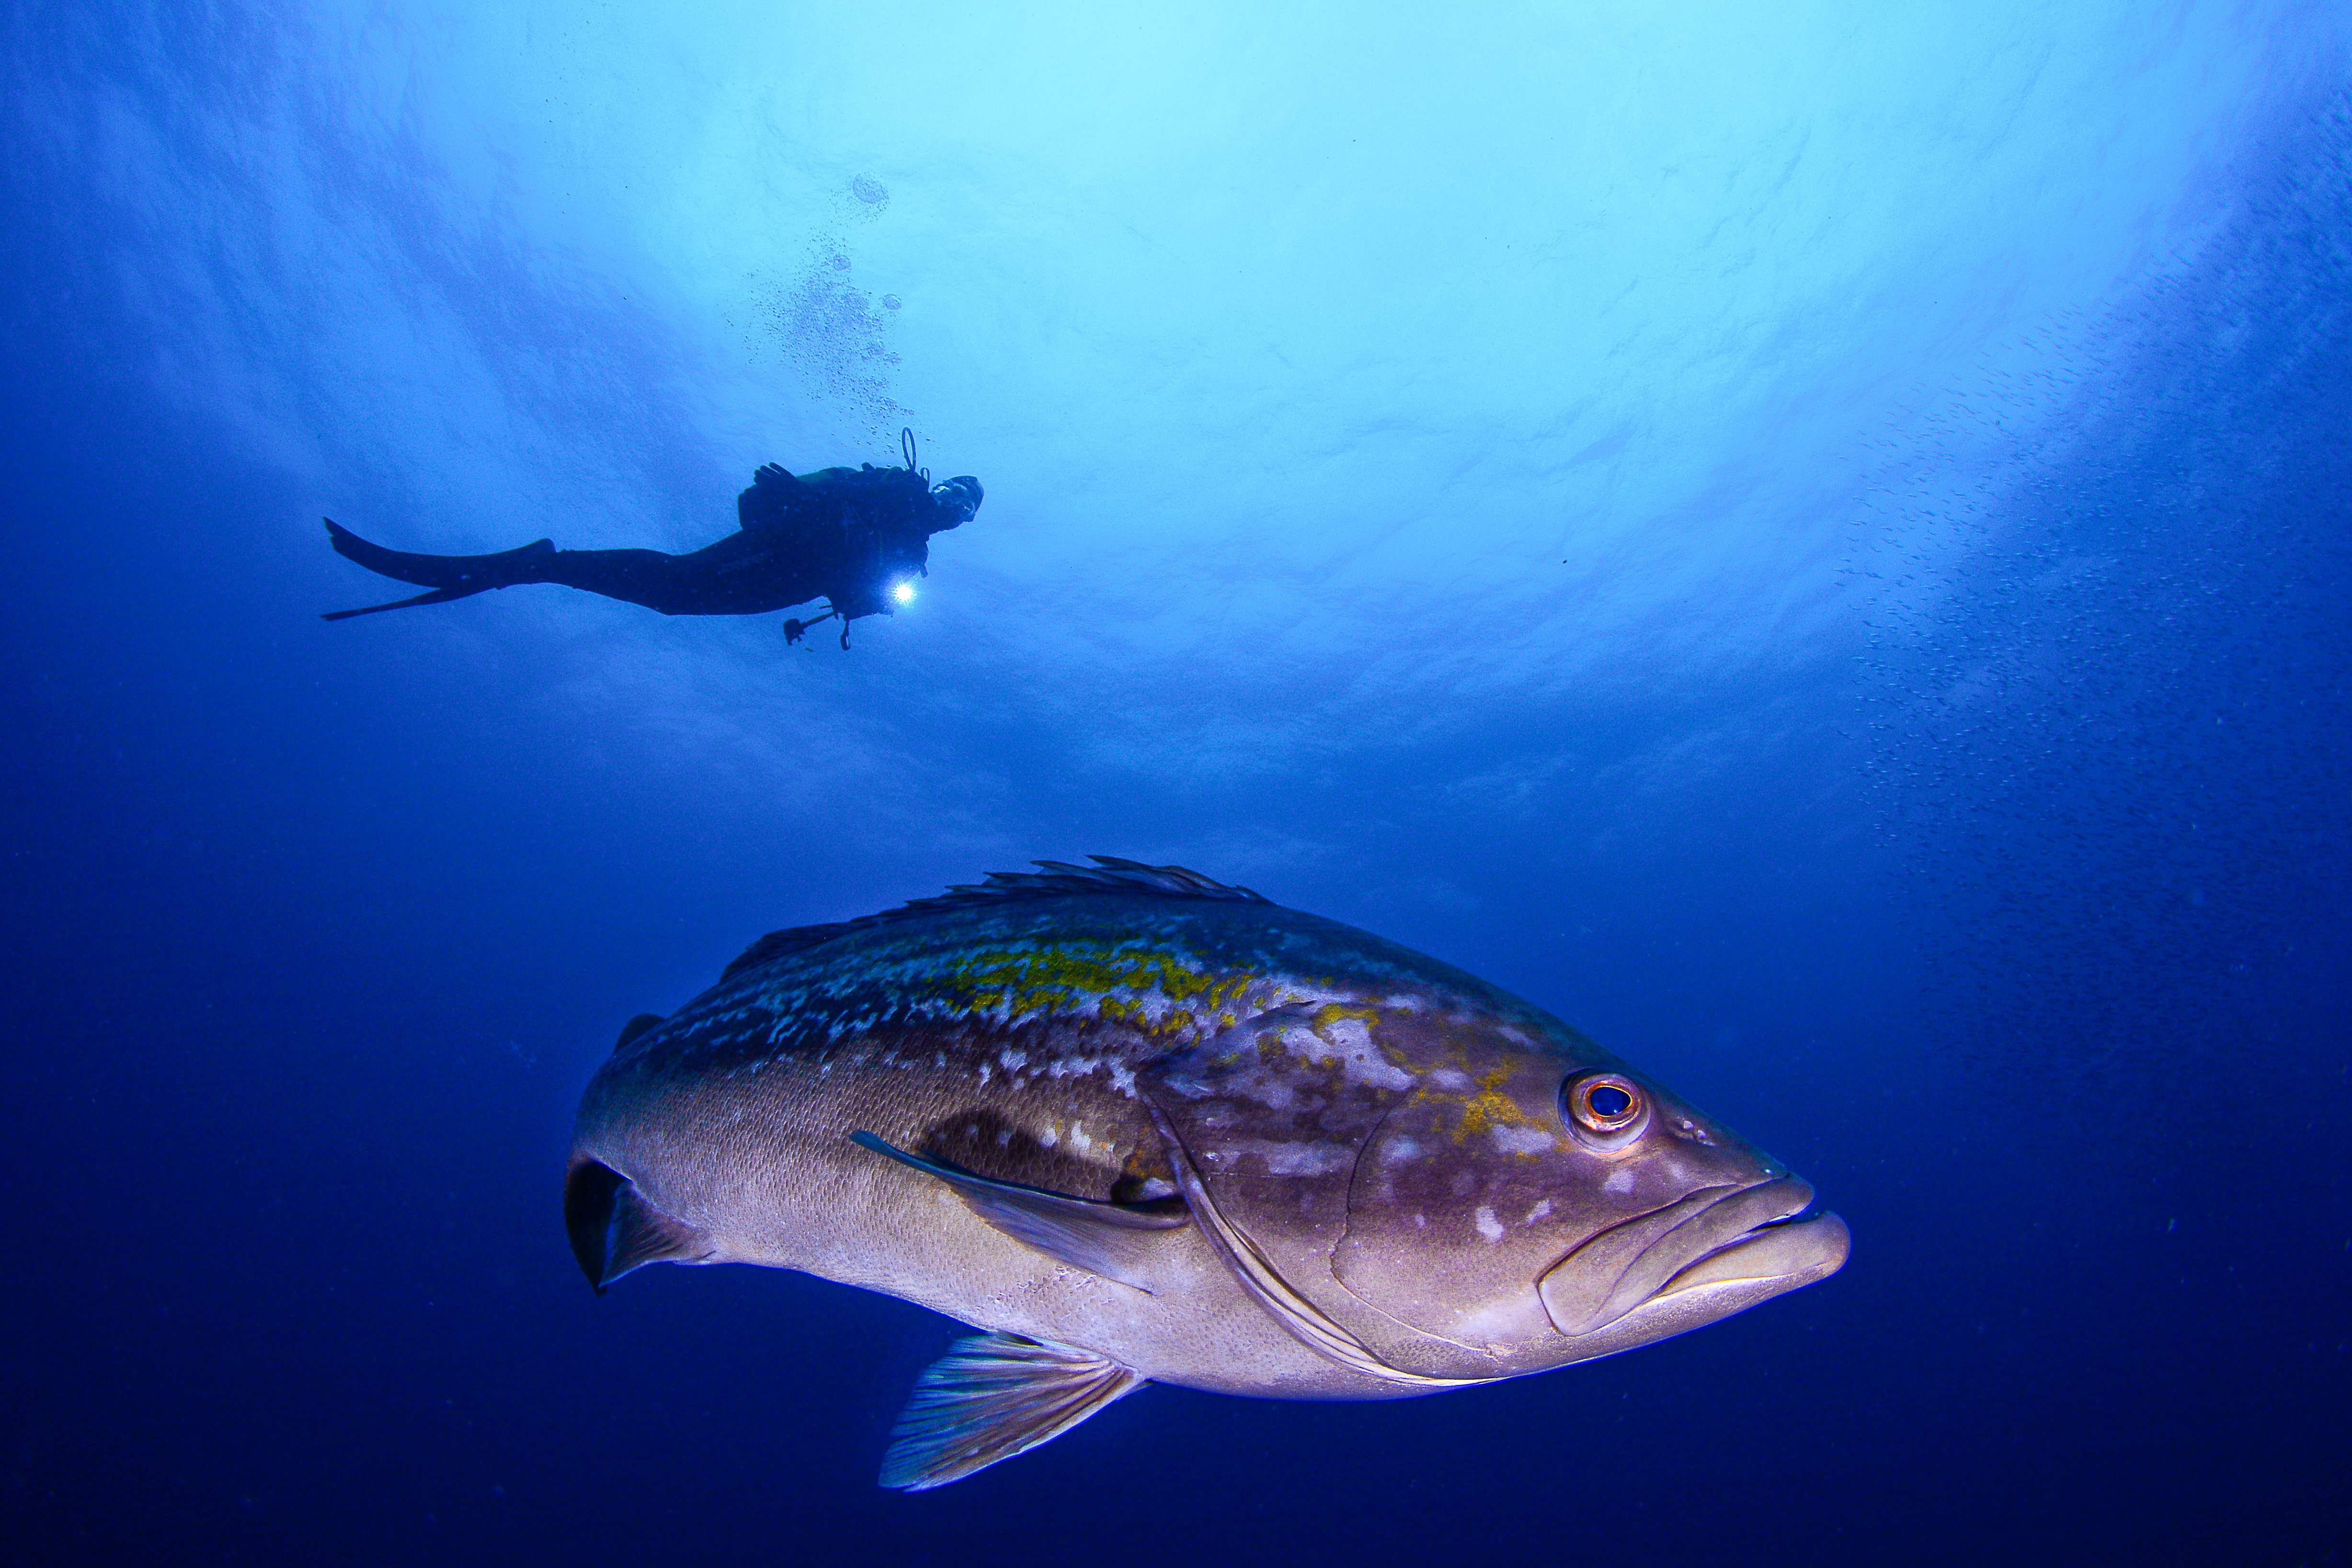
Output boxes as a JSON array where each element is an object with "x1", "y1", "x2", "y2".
[
  {"x1": 880, "y1": 1332, "x2": 1147, "y2": 1490},
  {"x1": 321, "y1": 584, "x2": 494, "y2": 620},
  {"x1": 321, "y1": 518, "x2": 556, "y2": 616},
  {"x1": 849, "y1": 1131, "x2": 1188, "y2": 1293}
]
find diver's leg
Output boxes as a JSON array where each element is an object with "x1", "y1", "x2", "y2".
[
  {"x1": 326, "y1": 518, "x2": 708, "y2": 616},
  {"x1": 519, "y1": 548, "x2": 714, "y2": 615}
]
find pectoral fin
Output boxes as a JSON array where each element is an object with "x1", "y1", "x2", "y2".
[
  {"x1": 880, "y1": 1332, "x2": 1147, "y2": 1490},
  {"x1": 849, "y1": 1132, "x2": 1188, "y2": 1293}
]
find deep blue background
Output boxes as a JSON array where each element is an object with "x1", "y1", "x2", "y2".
[{"x1": 4, "y1": 4, "x2": 2349, "y2": 1564}]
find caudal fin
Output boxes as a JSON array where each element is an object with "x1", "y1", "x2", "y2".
[{"x1": 562, "y1": 1160, "x2": 714, "y2": 1294}]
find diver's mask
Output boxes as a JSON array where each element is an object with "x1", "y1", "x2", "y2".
[{"x1": 929, "y1": 476, "x2": 983, "y2": 526}]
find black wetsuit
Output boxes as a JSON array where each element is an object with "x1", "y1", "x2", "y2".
[{"x1": 322, "y1": 458, "x2": 981, "y2": 634}]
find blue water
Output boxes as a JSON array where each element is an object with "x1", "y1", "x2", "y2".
[{"x1": 5, "y1": 4, "x2": 2349, "y2": 1563}]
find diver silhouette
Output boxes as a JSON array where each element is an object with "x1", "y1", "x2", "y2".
[{"x1": 321, "y1": 429, "x2": 982, "y2": 650}]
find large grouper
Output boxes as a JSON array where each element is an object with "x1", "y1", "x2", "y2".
[{"x1": 567, "y1": 858, "x2": 1850, "y2": 1488}]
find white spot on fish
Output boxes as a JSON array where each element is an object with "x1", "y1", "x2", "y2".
[
  {"x1": 1071, "y1": 1122, "x2": 1092, "y2": 1153},
  {"x1": 1525, "y1": 1198, "x2": 1553, "y2": 1224},
  {"x1": 1285, "y1": 1014, "x2": 1414, "y2": 1091},
  {"x1": 1489, "y1": 1125, "x2": 1556, "y2": 1157},
  {"x1": 1475, "y1": 1205, "x2": 1505, "y2": 1243},
  {"x1": 1413, "y1": 1213, "x2": 1429, "y2": 1229},
  {"x1": 1380, "y1": 1136, "x2": 1422, "y2": 1167},
  {"x1": 1039, "y1": 1124, "x2": 1059, "y2": 1148},
  {"x1": 1256, "y1": 1141, "x2": 1352, "y2": 1176},
  {"x1": 1430, "y1": 1068, "x2": 1473, "y2": 1091},
  {"x1": 1605, "y1": 1169, "x2": 1634, "y2": 1194},
  {"x1": 978, "y1": 1062, "x2": 991, "y2": 1086}
]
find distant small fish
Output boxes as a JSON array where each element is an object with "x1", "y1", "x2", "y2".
[{"x1": 567, "y1": 858, "x2": 1849, "y2": 1488}]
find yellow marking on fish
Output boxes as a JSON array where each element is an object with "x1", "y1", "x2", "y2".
[
  {"x1": 1441, "y1": 1065, "x2": 1537, "y2": 1142},
  {"x1": 1252, "y1": 1003, "x2": 1399, "y2": 1075},
  {"x1": 931, "y1": 942, "x2": 1261, "y2": 1037}
]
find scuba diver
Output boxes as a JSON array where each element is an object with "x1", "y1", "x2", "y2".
[{"x1": 320, "y1": 429, "x2": 982, "y2": 649}]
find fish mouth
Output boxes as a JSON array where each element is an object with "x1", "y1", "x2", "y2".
[{"x1": 1537, "y1": 1178, "x2": 1849, "y2": 1339}]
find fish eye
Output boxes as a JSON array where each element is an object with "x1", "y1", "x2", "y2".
[{"x1": 1562, "y1": 1073, "x2": 1646, "y2": 1139}]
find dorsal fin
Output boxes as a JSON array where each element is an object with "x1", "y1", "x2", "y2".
[
  {"x1": 717, "y1": 857, "x2": 1275, "y2": 983},
  {"x1": 718, "y1": 923, "x2": 867, "y2": 980},
  {"x1": 613, "y1": 1013, "x2": 665, "y2": 1052}
]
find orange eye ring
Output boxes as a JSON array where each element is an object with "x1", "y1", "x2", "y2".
[{"x1": 1563, "y1": 1073, "x2": 1645, "y2": 1135}]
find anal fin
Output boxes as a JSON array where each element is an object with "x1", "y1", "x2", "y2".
[
  {"x1": 881, "y1": 1332, "x2": 1146, "y2": 1490},
  {"x1": 850, "y1": 1132, "x2": 1188, "y2": 1293}
]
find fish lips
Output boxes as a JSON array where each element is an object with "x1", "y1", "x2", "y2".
[{"x1": 1537, "y1": 1177, "x2": 1849, "y2": 1340}]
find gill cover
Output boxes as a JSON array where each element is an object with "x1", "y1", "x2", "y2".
[
  {"x1": 1325, "y1": 1013, "x2": 1642, "y2": 1375},
  {"x1": 1142, "y1": 1003, "x2": 1611, "y2": 1381},
  {"x1": 1143, "y1": 1000, "x2": 1787, "y2": 1381}
]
